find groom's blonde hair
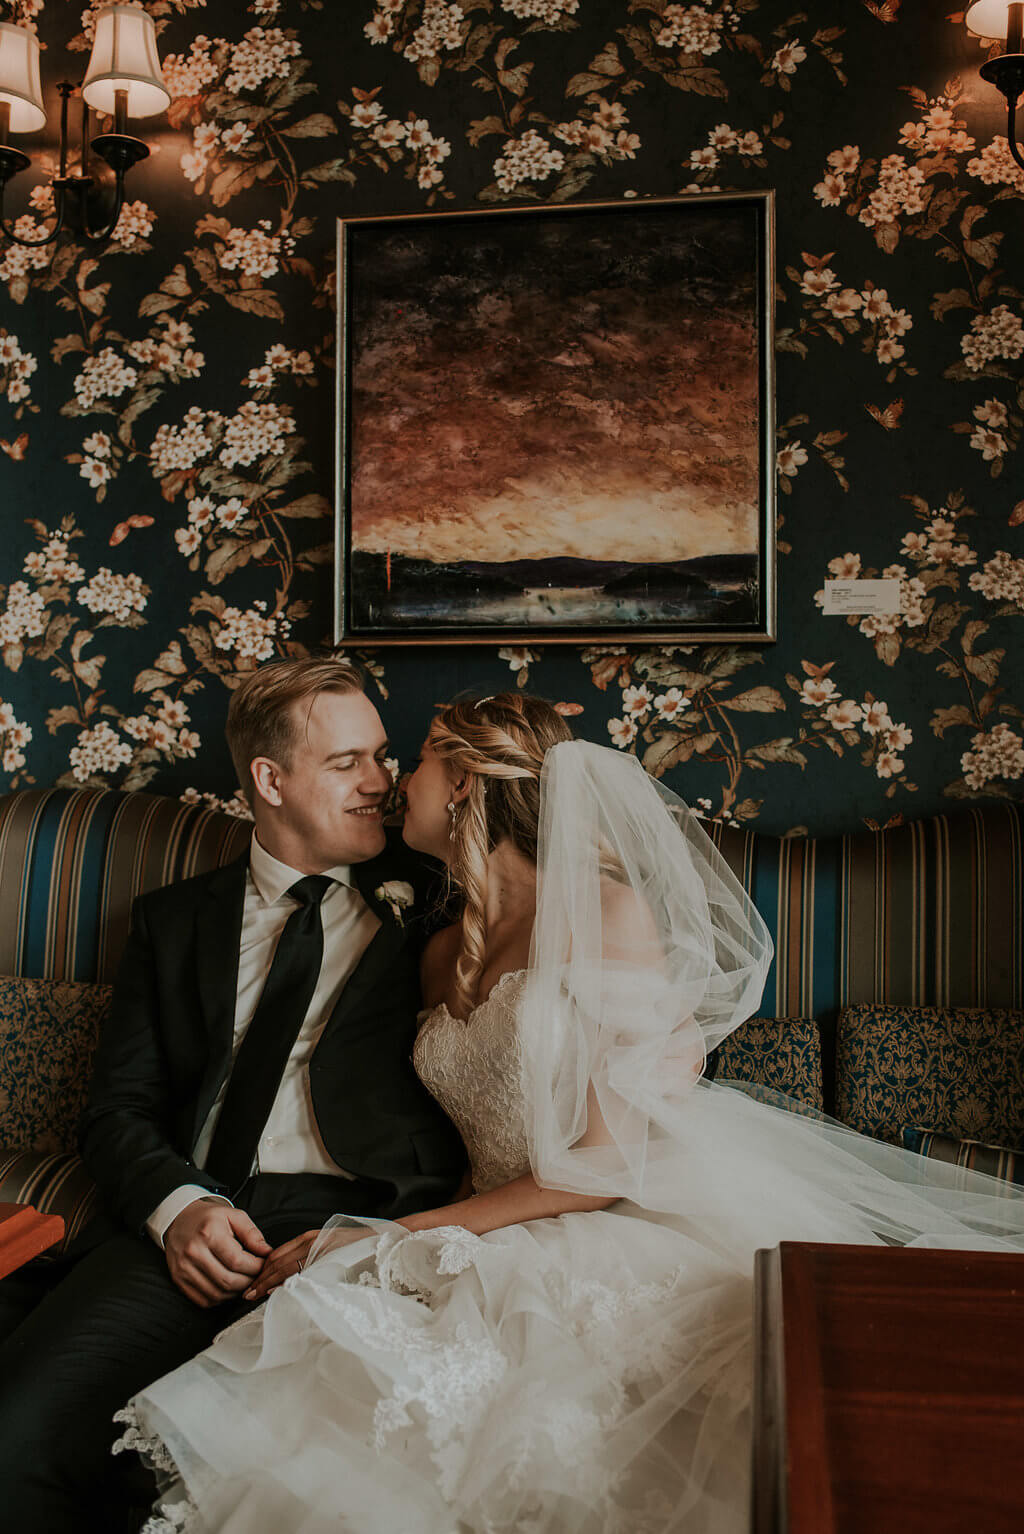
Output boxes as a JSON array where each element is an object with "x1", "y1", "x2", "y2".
[
  {"x1": 226, "y1": 655, "x2": 365, "y2": 804},
  {"x1": 429, "y1": 693, "x2": 573, "y2": 1015}
]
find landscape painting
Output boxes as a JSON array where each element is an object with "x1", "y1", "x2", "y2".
[{"x1": 335, "y1": 193, "x2": 775, "y2": 644}]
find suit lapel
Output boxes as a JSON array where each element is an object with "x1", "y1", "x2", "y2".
[
  {"x1": 320, "y1": 854, "x2": 411, "y2": 1041},
  {"x1": 193, "y1": 855, "x2": 247, "y2": 1140}
]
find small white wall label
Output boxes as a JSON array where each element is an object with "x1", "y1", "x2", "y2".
[{"x1": 822, "y1": 579, "x2": 902, "y2": 616}]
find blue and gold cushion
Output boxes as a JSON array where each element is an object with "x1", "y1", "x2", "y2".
[
  {"x1": 712, "y1": 1016, "x2": 824, "y2": 1110},
  {"x1": 900, "y1": 1127, "x2": 1023, "y2": 1189},
  {"x1": 0, "y1": 976, "x2": 112, "y2": 1152},
  {"x1": 837, "y1": 1005, "x2": 1024, "y2": 1148}
]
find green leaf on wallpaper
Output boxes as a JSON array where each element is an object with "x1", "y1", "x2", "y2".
[
  {"x1": 45, "y1": 705, "x2": 81, "y2": 734},
  {"x1": 266, "y1": 76, "x2": 318, "y2": 112},
  {"x1": 964, "y1": 649, "x2": 1004, "y2": 687},
  {"x1": 281, "y1": 113, "x2": 336, "y2": 137},
  {"x1": 223, "y1": 289, "x2": 285, "y2": 320},
  {"x1": 134, "y1": 670, "x2": 174, "y2": 694},
  {"x1": 138, "y1": 293, "x2": 183, "y2": 318},
  {"x1": 205, "y1": 537, "x2": 274, "y2": 586},
  {"x1": 664, "y1": 67, "x2": 727, "y2": 98},
  {"x1": 964, "y1": 234, "x2": 1002, "y2": 270},
  {"x1": 51, "y1": 335, "x2": 86, "y2": 361},
  {"x1": 931, "y1": 704, "x2": 976, "y2": 738},
  {"x1": 296, "y1": 543, "x2": 332, "y2": 569},
  {"x1": 703, "y1": 646, "x2": 759, "y2": 680},
  {"x1": 914, "y1": 601, "x2": 966, "y2": 653},
  {"x1": 565, "y1": 71, "x2": 615, "y2": 97},
  {"x1": 264, "y1": 454, "x2": 310, "y2": 490},
  {"x1": 642, "y1": 735, "x2": 697, "y2": 777},
  {"x1": 745, "y1": 739, "x2": 808, "y2": 767},
  {"x1": 210, "y1": 164, "x2": 262, "y2": 206},
  {"x1": 458, "y1": 21, "x2": 500, "y2": 71},
  {"x1": 930, "y1": 288, "x2": 973, "y2": 322},
  {"x1": 301, "y1": 159, "x2": 358, "y2": 185},
  {"x1": 467, "y1": 116, "x2": 506, "y2": 145},
  {"x1": 121, "y1": 386, "x2": 163, "y2": 428},
  {"x1": 275, "y1": 495, "x2": 330, "y2": 519},
  {"x1": 720, "y1": 687, "x2": 785, "y2": 712}
]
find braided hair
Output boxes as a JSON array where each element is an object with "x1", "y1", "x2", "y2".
[{"x1": 428, "y1": 693, "x2": 573, "y2": 1016}]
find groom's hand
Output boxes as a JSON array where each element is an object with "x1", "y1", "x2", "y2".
[{"x1": 165, "y1": 1199, "x2": 272, "y2": 1308}]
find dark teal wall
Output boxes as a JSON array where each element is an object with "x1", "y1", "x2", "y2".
[{"x1": 0, "y1": 0, "x2": 1021, "y2": 833}]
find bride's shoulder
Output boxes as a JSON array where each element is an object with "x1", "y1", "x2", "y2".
[
  {"x1": 420, "y1": 923, "x2": 461, "y2": 1009},
  {"x1": 598, "y1": 877, "x2": 661, "y2": 964}
]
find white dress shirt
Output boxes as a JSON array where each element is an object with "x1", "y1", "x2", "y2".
[{"x1": 146, "y1": 832, "x2": 382, "y2": 1246}]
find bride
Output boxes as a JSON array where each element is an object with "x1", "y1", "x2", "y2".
[{"x1": 117, "y1": 692, "x2": 1024, "y2": 1534}]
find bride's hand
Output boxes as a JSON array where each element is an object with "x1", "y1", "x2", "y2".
[{"x1": 243, "y1": 1226, "x2": 369, "y2": 1302}]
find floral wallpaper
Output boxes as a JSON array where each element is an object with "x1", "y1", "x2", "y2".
[{"x1": 0, "y1": 0, "x2": 1021, "y2": 835}]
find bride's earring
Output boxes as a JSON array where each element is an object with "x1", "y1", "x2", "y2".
[{"x1": 447, "y1": 801, "x2": 457, "y2": 840}]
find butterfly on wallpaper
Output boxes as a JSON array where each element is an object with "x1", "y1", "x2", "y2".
[
  {"x1": 863, "y1": 0, "x2": 901, "y2": 21},
  {"x1": 0, "y1": 434, "x2": 29, "y2": 461},
  {"x1": 864, "y1": 398, "x2": 904, "y2": 430},
  {"x1": 109, "y1": 514, "x2": 155, "y2": 546}
]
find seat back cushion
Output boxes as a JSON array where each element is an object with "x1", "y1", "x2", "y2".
[
  {"x1": 0, "y1": 1149, "x2": 99, "y2": 1254},
  {"x1": 0, "y1": 786, "x2": 250, "y2": 983},
  {"x1": 837, "y1": 1004, "x2": 1024, "y2": 1148},
  {"x1": 0, "y1": 977, "x2": 112, "y2": 1151},
  {"x1": 712, "y1": 1016, "x2": 824, "y2": 1110},
  {"x1": 900, "y1": 1127, "x2": 1022, "y2": 1189}
]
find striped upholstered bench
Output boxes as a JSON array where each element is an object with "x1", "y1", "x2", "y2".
[
  {"x1": 707, "y1": 800, "x2": 1024, "y2": 1153},
  {"x1": 0, "y1": 787, "x2": 250, "y2": 1247},
  {"x1": 0, "y1": 788, "x2": 1021, "y2": 1239}
]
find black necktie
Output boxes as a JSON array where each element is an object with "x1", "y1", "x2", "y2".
[{"x1": 205, "y1": 874, "x2": 334, "y2": 1192}]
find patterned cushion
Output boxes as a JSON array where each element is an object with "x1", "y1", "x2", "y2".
[
  {"x1": 713, "y1": 1016, "x2": 824, "y2": 1110},
  {"x1": 0, "y1": 1149, "x2": 99, "y2": 1254},
  {"x1": 0, "y1": 977, "x2": 112, "y2": 1152},
  {"x1": 0, "y1": 787, "x2": 251, "y2": 983},
  {"x1": 836, "y1": 1006, "x2": 1024, "y2": 1148},
  {"x1": 900, "y1": 1127, "x2": 1023, "y2": 1189}
]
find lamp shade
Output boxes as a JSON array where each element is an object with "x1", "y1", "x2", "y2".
[
  {"x1": 82, "y1": 4, "x2": 170, "y2": 118},
  {"x1": 965, "y1": 1, "x2": 1016, "y2": 40},
  {"x1": 0, "y1": 23, "x2": 46, "y2": 134}
]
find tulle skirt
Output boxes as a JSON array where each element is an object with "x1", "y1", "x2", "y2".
[{"x1": 119, "y1": 1079, "x2": 1024, "y2": 1534}]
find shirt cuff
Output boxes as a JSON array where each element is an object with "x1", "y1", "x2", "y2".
[{"x1": 146, "y1": 1185, "x2": 233, "y2": 1249}]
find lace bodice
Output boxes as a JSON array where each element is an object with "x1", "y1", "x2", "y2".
[{"x1": 413, "y1": 969, "x2": 530, "y2": 1194}]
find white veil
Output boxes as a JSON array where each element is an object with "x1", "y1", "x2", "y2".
[
  {"x1": 520, "y1": 741, "x2": 1024, "y2": 1251},
  {"x1": 520, "y1": 740, "x2": 772, "y2": 1206}
]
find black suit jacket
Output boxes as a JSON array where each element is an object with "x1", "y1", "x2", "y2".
[{"x1": 79, "y1": 833, "x2": 466, "y2": 1232}]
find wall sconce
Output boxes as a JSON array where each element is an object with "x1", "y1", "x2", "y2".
[
  {"x1": 966, "y1": 1, "x2": 1024, "y2": 170},
  {"x1": 0, "y1": 4, "x2": 170, "y2": 248}
]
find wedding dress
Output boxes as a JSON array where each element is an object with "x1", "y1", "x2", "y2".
[{"x1": 117, "y1": 744, "x2": 1024, "y2": 1534}]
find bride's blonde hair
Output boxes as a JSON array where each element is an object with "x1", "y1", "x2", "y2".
[{"x1": 429, "y1": 693, "x2": 573, "y2": 1015}]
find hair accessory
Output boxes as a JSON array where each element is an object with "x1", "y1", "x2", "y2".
[{"x1": 473, "y1": 696, "x2": 495, "y2": 709}]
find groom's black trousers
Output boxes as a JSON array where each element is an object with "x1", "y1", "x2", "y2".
[{"x1": 0, "y1": 1171, "x2": 387, "y2": 1534}]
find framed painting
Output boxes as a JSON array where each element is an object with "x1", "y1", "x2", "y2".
[{"x1": 335, "y1": 191, "x2": 776, "y2": 645}]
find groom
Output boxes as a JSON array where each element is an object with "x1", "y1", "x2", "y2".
[{"x1": 0, "y1": 656, "x2": 466, "y2": 1531}]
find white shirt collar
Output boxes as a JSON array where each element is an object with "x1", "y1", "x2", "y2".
[{"x1": 249, "y1": 831, "x2": 353, "y2": 905}]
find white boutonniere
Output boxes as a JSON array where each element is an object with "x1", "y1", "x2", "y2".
[{"x1": 374, "y1": 879, "x2": 415, "y2": 925}]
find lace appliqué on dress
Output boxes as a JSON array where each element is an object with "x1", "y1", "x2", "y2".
[
  {"x1": 414, "y1": 970, "x2": 531, "y2": 1195},
  {"x1": 112, "y1": 1404, "x2": 198, "y2": 1534}
]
